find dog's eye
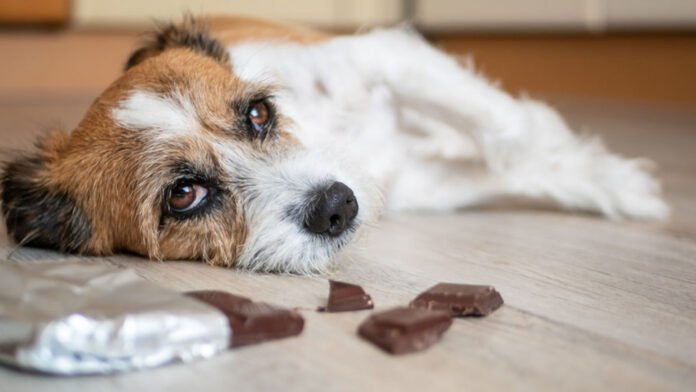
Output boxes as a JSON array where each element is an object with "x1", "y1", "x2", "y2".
[
  {"x1": 247, "y1": 100, "x2": 270, "y2": 133},
  {"x1": 169, "y1": 182, "x2": 208, "y2": 212}
]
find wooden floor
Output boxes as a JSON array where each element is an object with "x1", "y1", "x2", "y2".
[
  {"x1": 1, "y1": 40, "x2": 696, "y2": 392},
  {"x1": 1, "y1": 97, "x2": 695, "y2": 392}
]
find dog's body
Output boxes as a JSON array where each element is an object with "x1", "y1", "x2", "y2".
[
  {"x1": 1, "y1": 16, "x2": 668, "y2": 273},
  {"x1": 212, "y1": 17, "x2": 668, "y2": 217}
]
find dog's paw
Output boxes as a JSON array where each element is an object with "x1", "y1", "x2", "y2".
[
  {"x1": 594, "y1": 156, "x2": 669, "y2": 220},
  {"x1": 505, "y1": 142, "x2": 670, "y2": 221}
]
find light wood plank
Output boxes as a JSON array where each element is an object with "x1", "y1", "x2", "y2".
[{"x1": 1, "y1": 84, "x2": 696, "y2": 391}]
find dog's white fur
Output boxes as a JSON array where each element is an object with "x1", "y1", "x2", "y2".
[
  {"x1": 110, "y1": 26, "x2": 667, "y2": 273},
  {"x1": 113, "y1": 90, "x2": 200, "y2": 139},
  {"x1": 230, "y1": 27, "x2": 668, "y2": 220},
  {"x1": 220, "y1": 145, "x2": 380, "y2": 273}
]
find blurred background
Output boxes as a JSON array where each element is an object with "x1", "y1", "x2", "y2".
[{"x1": 1, "y1": 0, "x2": 695, "y2": 106}]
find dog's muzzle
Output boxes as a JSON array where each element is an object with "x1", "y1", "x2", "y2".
[{"x1": 304, "y1": 181, "x2": 359, "y2": 237}]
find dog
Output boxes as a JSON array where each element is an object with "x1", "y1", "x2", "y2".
[{"x1": 0, "y1": 16, "x2": 668, "y2": 274}]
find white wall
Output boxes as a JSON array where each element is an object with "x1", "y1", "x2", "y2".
[
  {"x1": 73, "y1": 0, "x2": 402, "y2": 28},
  {"x1": 414, "y1": 0, "x2": 696, "y2": 31},
  {"x1": 73, "y1": 0, "x2": 696, "y2": 31}
]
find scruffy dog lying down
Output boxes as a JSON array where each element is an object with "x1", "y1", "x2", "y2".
[{"x1": 1, "y1": 16, "x2": 668, "y2": 273}]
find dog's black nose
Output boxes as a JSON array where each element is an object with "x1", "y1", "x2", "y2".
[{"x1": 305, "y1": 182, "x2": 359, "y2": 236}]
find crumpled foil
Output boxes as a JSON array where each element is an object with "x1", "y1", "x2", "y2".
[{"x1": 0, "y1": 261, "x2": 230, "y2": 375}]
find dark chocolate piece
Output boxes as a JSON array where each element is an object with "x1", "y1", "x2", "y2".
[
  {"x1": 357, "y1": 307, "x2": 452, "y2": 355},
  {"x1": 409, "y1": 283, "x2": 504, "y2": 316},
  {"x1": 185, "y1": 290, "x2": 304, "y2": 347},
  {"x1": 185, "y1": 290, "x2": 252, "y2": 309},
  {"x1": 319, "y1": 280, "x2": 374, "y2": 312}
]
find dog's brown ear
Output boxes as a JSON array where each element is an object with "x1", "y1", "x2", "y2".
[
  {"x1": 125, "y1": 16, "x2": 230, "y2": 70},
  {"x1": 1, "y1": 131, "x2": 91, "y2": 253}
]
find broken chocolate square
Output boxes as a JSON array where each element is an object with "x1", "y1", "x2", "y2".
[
  {"x1": 319, "y1": 280, "x2": 374, "y2": 312},
  {"x1": 409, "y1": 283, "x2": 504, "y2": 316},
  {"x1": 185, "y1": 290, "x2": 304, "y2": 347},
  {"x1": 185, "y1": 290, "x2": 252, "y2": 309},
  {"x1": 357, "y1": 307, "x2": 452, "y2": 355}
]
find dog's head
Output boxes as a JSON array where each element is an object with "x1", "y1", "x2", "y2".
[{"x1": 1, "y1": 19, "x2": 380, "y2": 273}]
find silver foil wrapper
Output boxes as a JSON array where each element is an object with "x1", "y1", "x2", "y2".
[{"x1": 0, "y1": 261, "x2": 230, "y2": 375}]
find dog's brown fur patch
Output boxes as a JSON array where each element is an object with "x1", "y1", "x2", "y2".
[{"x1": 1, "y1": 20, "x2": 305, "y2": 265}]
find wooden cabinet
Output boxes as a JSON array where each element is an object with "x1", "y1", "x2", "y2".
[{"x1": 0, "y1": 0, "x2": 70, "y2": 25}]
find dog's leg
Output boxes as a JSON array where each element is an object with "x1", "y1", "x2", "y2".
[{"x1": 339, "y1": 28, "x2": 669, "y2": 219}]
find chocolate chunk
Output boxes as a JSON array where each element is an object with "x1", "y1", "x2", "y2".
[
  {"x1": 185, "y1": 290, "x2": 304, "y2": 347},
  {"x1": 357, "y1": 307, "x2": 452, "y2": 355},
  {"x1": 185, "y1": 290, "x2": 252, "y2": 309},
  {"x1": 319, "y1": 280, "x2": 374, "y2": 312},
  {"x1": 409, "y1": 283, "x2": 504, "y2": 316}
]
